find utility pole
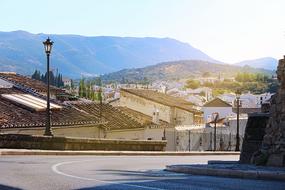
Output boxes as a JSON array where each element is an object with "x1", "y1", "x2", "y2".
[{"x1": 235, "y1": 90, "x2": 241, "y2": 151}]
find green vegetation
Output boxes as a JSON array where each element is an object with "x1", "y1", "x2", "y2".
[
  {"x1": 185, "y1": 72, "x2": 278, "y2": 96},
  {"x1": 31, "y1": 69, "x2": 64, "y2": 87},
  {"x1": 212, "y1": 89, "x2": 232, "y2": 97},
  {"x1": 235, "y1": 72, "x2": 278, "y2": 94},
  {"x1": 102, "y1": 60, "x2": 274, "y2": 83},
  {"x1": 185, "y1": 80, "x2": 200, "y2": 89},
  {"x1": 78, "y1": 77, "x2": 103, "y2": 101},
  {"x1": 235, "y1": 72, "x2": 269, "y2": 83}
]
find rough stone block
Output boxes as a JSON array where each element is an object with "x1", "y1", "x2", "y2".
[
  {"x1": 266, "y1": 154, "x2": 285, "y2": 167},
  {"x1": 0, "y1": 134, "x2": 167, "y2": 151}
]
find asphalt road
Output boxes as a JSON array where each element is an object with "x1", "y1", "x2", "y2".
[{"x1": 0, "y1": 155, "x2": 284, "y2": 190}]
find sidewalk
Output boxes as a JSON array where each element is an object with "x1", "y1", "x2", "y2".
[
  {"x1": 0, "y1": 149, "x2": 240, "y2": 156},
  {"x1": 166, "y1": 161, "x2": 285, "y2": 181}
]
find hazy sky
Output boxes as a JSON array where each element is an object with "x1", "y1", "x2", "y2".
[{"x1": 0, "y1": 0, "x2": 284, "y2": 63}]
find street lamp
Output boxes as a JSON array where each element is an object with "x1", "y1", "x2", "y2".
[
  {"x1": 235, "y1": 89, "x2": 241, "y2": 151},
  {"x1": 43, "y1": 37, "x2": 54, "y2": 136},
  {"x1": 212, "y1": 112, "x2": 219, "y2": 151}
]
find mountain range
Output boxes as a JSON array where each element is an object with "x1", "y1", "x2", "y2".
[
  {"x1": 0, "y1": 30, "x2": 278, "y2": 78},
  {"x1": 0, "y1": 30, "x2": 220, "y2": 78},
  {"x1": 235, "y1": 57, "x2": 278, "y2": 71},
  {"x1": 101, "y1": 60, "x2": 274, "y2": 82}
]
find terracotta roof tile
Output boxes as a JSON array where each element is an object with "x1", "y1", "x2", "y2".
[
  {"x1": 121, "y1": 88, "x2": 202, "y2": 113},
  {"x1": 203, "y1": 98, "x2": 232, "y2": 107},
  {"x1": 0, "y1": 73, "x2": 65, "y2": 94},
  {"x1": 69, "y1": 102, "x2": 145, "y2": 130},
  {"x1": 0, "y1": 88, "x2": 102, "y2": 128},
  {"x1": 0, "y1": 86, "x2": 154, "y2": 131}
]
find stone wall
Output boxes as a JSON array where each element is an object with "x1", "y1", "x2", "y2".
[
  {"x1": 0, "y1": 134, "x2": 167, "y2": 151},
  {"x1": 250, "y1": 56, "x2": 285, "y2": 167},
  {"x1": 1, "y1": 126, "x2": 104, "y2": 138},
  {"x1": 1, "y1": 125, "x2": 173, "y2": 150},
  {"x1": 239, "y1": 113, "x2": 269, "y2": 164}
]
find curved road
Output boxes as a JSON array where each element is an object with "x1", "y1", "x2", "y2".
[{"x1": 0, "y1": 155, "x2": 284, "y2": 190}]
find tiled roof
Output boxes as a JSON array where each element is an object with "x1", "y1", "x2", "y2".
[
  {"x1": 0, "y1": 85, "x2": 150, "y2": 130},
  {"x1": 0, "y1": 75, "x2": 169, "y2": 131},
  {"x1": 121, "y1": 89, "x2": 202, "y2": 114},
  {"x1": 69, "y1": 102, "x2": 145, "y2": 130},
  {"x1": 0, "y1": 73, "x2": 65, "y2": 95},
  {"x1": 0, "y1": 93, "x2": 102, "y2": 129},
  {"x1": 203, "y1": 98, "x2": 232, "y2": 107}
]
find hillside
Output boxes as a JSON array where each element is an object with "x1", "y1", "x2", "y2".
[
  {"x1": 102, "y1": 60, "x2": 274, "y2": 82},
  {"x1": 235, "y1": 57, "x2": 278, "y2": 71},
  {"x1": 0, "y1": 30, "x2": 219, "y2": 78}
]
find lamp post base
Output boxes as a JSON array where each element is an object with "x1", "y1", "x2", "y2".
[{"x1": 44, "y1": 129, "x2": 53, "y2": 136}]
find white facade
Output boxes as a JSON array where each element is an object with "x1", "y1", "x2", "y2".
[
  {"x1": 202, "y1": 107, "x2": 234, "y2": 123},
  {"x1": 219, "y1": 92, "x2": 274, "y2": 108},
  {"x1": 257, "y1": 93, "x2": 274, "y2": 106},
  {"x1": 119, "y1": 89, "x2": 203, "y2": 150},
  {"x1": 120, "y1": 90, "x2": 195, "y2": 125},
  {"x1": 62, "y1": 78, "x2": 71, "y2": 87}
]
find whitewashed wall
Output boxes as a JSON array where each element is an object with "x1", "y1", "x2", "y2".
[
  {"x1": 202, "y1": 107, "x2": 233, "y2": 122},
  {"x1": 175, "y1": 108, "x2": 194, "y2": 125},
  {"x1": 120, "y1": 90, "x2": 194, "y2": 126},
  {"x1": 120, "y1": 91, "x2": 172, "y2": 123},
  {"x1": 175, "y1": 121, "x2": 247, "y2": 151}
]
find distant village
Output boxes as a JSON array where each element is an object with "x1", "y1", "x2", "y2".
[{"x1": 0, "y1": 71, "x2": 275, "y2": 151}]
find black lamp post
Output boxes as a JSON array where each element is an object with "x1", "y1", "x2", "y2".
[
  {"x1": 212, "y1": 112, "x2": 219, "y2": 151},
  {"x1": 43, "y1": 37, "x2": 54, "y2": 136},
  {"x1": 235, "y1": 90, "x2": 241, "y2": 151}
]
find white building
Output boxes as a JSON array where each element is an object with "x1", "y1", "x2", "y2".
[
  {"x1": 219, "y1": 92, "x2": 274, "y2": 108},
  {"x1": 202, "y1": 98, "x2": 234, "y2": 123},
  {"x1": 119, "y1": 88, "x2": 203, "y2": 150},
  {"x1": 185, "y1": 87, "x2": 213, "y2": 101},
  {"x1": 256, "y1": 93, "x2": 274, "y2": 106},
  {"x1": 62, "y1": 78, "x2": 72, "y2": 87}
]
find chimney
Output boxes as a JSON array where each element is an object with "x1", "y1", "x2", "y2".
[{"x1": 152, "y1": 109, "x2": 160, "y2": 124}]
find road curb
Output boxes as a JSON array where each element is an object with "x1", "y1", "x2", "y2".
[
  {"x1": 165, "y1": 165, "x2": 285, "y2": 181},
  {"x1": 0, "y1": 149, "x2": 240, "y2": 156}
]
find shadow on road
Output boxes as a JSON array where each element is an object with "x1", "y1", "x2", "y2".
[
  {"x1": 0, "y1": 184, "x2": 22, "y2": 190},
  {"x1": 76, "y1": 169, "x2": 285, "y2": 190}
]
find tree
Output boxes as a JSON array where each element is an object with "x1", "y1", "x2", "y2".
[
  {"x1": 86, "y1": 81, "x2": 91, "y2": 99},
  {"x1": 185, "y1": 79, "x2": 200, "y2": 89},
  {"x1": 202, "y1": 72, "x2": 211, "y2": 78},
  {"x1": 31, "y1": 70, "x2": 41, "y2": 80},
  {"x1": 79, "y1": 78, "x2": 86, "y2": 98},
  {"x1": 31, "y1": 69, "x2": 65, "y2": 88}
]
